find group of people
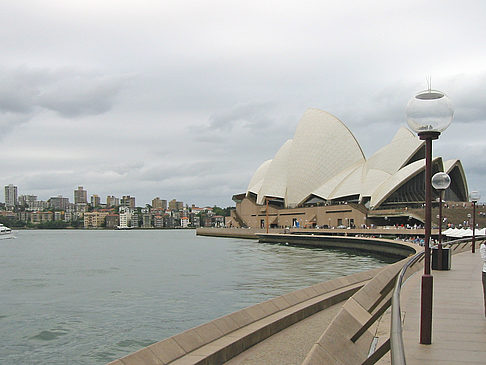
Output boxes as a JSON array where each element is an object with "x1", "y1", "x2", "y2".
[{"x1": 481, "y1": 241, "x2": 486, "y2": 318}]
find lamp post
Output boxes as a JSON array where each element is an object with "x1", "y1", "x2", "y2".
[
  {"x1": 406, "y1": 88, "x2": 454, "y2": 345},
  {"x1": 265, "y1": 197, "x2": 269, "y2": 234},
  {"x1": 470, "y1": 191, "x2": 480, "y2": 253},
  {"x1": 432, "y1": 172, "x2": 451, "y2": 269}
]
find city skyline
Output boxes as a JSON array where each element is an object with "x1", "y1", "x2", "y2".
[
  {"x1": 2, "y1": 183, "x2": 216, "y2": 210},
  {"x1": 2, "y1": 2, "x2": 486, "y2": 206}
]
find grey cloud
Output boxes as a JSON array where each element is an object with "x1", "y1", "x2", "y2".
[
  {"x1": 448, "y1": 74, "x2": 486, "y2": 124},
  {"x1": 37, "y1": 74, "x2": 127, "y2": 117},
  {"x1": 205, "y1": 102, "x2": 277, "y2": 132},
  {"x1": 0, "y1": 67, "x2": 127, "y2": 120},
  {"x1": 0, "y1": 112, "x2": 32, "y2": 140}
]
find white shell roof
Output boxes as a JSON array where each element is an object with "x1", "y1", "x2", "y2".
[
  {"x1": 369, "y1": 157, "x2": 442, "y2": 208},
  {"x1": 285, "y1": 108, "x2": 365, "y2": 205},
  {"x1": 245, "y1": 108, "x2": 467, "y2": 209},
  {"x1": 247, "y1": 159, "x2": 271, "y2": 195},
  {"x1": 257, "y1": 139, "x2": 292, "y2": 204}
]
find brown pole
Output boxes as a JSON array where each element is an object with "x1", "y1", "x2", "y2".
[
  {"x1": 419, "y1": 130, "x2": 439, "y2": 345},
  {"x1": 266, "y1": 197, "x2": 269, "y2": 234},
  {"x1": 472, "y1": 201, "x2": 476, "y2": 253},
  {"x1": 438, "y1": 191, "x2": 443, "y2": 269}
]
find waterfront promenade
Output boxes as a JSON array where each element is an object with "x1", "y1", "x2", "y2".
[
  {"x1": 225, "y1": 248, "x2": 486, "y2": 365},
  {"x1": 396, "y1": 249, "x2": 486, "y2": 364},
  {"x1": 111, "y1": 231, "x2": 485, "y2": 364}
]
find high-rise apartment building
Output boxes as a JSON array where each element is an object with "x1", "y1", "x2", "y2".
[
  {"x1": 106, "y1": 195, "x2": 119, "y2": 208},
  {"x1": 48, "y1": 195, "x2": 70, "y2": 210},
  {"x1": 4, "y1": 184, "x2": 18, "y2": 208},
  {"x1": 169, "y1": 199, "x2": 183, "y2": 211},
  {"x1": 121, "y1": 195, "x2": 136, "y2": 208},
  {"x1": 152, "y1": 197, "x2": 167, "y2": 210},
  {"x1": 91, "y1": 194, "x2": 101, "y2": 207},
  {"x1": 74, "y1": 186, "x2": 87, "y2": 204},
  {"x1": 18, "y1": 195, "x2": 37, "y2": 209}
]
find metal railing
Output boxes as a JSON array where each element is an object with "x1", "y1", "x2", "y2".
[{"x1": 389, "y1": 236, "x2": 481, "y2": 365}]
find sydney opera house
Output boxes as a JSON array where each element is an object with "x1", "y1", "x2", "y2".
[{"x1": 229, "y1": 108, "x2": 468, "y2": 229}]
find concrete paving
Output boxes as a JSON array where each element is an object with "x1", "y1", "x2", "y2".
[
  {"x1": 224, "y1": 302, "x2": 343, "y2": 365},
  {"x1": 224, "y1": 250, "x2": 486, "y2": 365},
  {"x1": 398, "y1": 250, "x2": 486, "y2": 364}
]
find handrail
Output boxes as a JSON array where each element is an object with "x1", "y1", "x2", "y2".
[
  {"x1": 390, "y1": 236, "x2": 477, "y2": 365},
  {"x1": 390, "y1": 251, "x2": 423, "y2": 365}
]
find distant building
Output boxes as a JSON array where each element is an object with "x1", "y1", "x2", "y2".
[
  {"x1": 31, "y1": 211, "x2": 53, "y2": 224},
  {"x1": 121, "y1": 195, "x2": 136, "y2": 209},
  {"x1": 91, "y1": 194, "x2": 101, "y2": 207},
  {"x1": 75, "y1": 203, "x2": 88, "y2": 214},
  {"x1": 152, "y1": 197, "x2": 167, "y2": 210},
  {"x1": 118, "y1": 206, "x2": 131, "y2": 228},
  {"x1": 106, "y1": 195, "x2": 119, "y2": 208},
  {"x1": 49, "y1": 196, "x2": 70, "y2": 210},
  {"x1": 105, "y1": 214, "x2": 119, "y2": 229},
  {"x1": 181, "y1": 216, "x2": 189, "y2": 228},
  {"x1": 153, "y1": 215, "x2": 163, "y2": 228},
  {"x1": 4, "y1": 184, "x2": 17, "y2": 208},
  {"x1": 142, "y1": 213, "x2": 152, "y2": 228},
  {"x1": 130, "y1": 213, "x2": 139, "y2": 228},
  {"x1": 18, "y1": 195, "x2": 37, "y2": 210},
  {"x1": 54, "y1": 211, "x2": 64, "y2": 221},
  {"x1": 169, "y1": 199, "x2": 184, "y2": 211},
  {"x1": 211, "y1": 215, "x2": 225, "y2": 227},
  {"x1": 74, "y1": 186, "x2": 87, "y2": 204},
  {"x1": 84, "y1": 211, "x2": 109, "y2": 228}
]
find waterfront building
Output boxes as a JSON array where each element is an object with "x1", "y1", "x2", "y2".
[
  {"x1": 230, "y1": 108, "x2": 469, "y2": 229},
  {"x1": 105, "y1": 214, "x2": 119, "y2": 229},
  {"x1": 211, "y1": 215, "x2": 225, "y2": 228},
  {"x1": 153, "y1": 215, "x2": 163, "y2": 228},
  {"x1": 142, "y1": 213, "x2": 152, "y2": 228},
  {"x1": 30, "y1": 211, "x2": 53, "y2": 224},
  {"x1": 4, "y1": 184, "x2": 17, "y2": 208},
  {"x1": 74, "y1": 186, "x2": 87, "y2": 204},
  {"x1": 181, "y1": 216, "x2": 189, "y2": 228},
  {"x1": 83, "y1": 211, "x2": 109, "y2": 228},
  {"x1": 75, "y1": 203, "x2": 88, "y2": 214},
  {"x1": 54, "y1": 211, "x2": 64, "y2": 221},
  {"x1": 130, "y1": 213, "x2": 139, "y2": 228},
  {"x1": 118, "y1": 206, "x2": 131, "y2": 228},
  {"x1": 48, "y1": 195, "x2": 70, "y2": 211}
]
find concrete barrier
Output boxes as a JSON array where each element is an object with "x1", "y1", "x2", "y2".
[{"x1": 108, "y1": 267, "x2": 384, "y2": 365}]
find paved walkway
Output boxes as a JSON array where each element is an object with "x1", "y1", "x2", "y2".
[
  {"x1": 224, "y1": 302, "x2": 343, "y2": 365},
  {"x1": 399, "y1": 250, "x2": 486, "y2": 364},
  {"x1": 221, "y1": 250, "x2": 485, "y2": 365}
]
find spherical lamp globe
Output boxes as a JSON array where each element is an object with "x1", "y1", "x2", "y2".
[
  {"x1": 406, "y1": 89, "x2": 454, "y2": 133},
  {"x1": 431, "y1": 172, "x2": 451, "y2": 191}
]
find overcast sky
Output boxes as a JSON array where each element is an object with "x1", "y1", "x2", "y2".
[{"x1": 1, "y1": 0, "x2": 486, "y2": 207}]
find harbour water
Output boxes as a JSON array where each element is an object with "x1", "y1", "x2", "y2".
[{"x1": 0, "y1": 229, "x2": 396, "y2": 364}]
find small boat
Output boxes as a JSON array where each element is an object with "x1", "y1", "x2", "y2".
[{"x1": 0, "y1": 223, "x2": 13, "y2": 238}]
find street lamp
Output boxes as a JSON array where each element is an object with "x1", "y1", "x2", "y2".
[
  {"x1": 470, "y1": 191, "x2": 480, "y2": 253},
  {"x1": 406, "y1": 88, "x2": 454, "y2": 345},
  {"x1": 432, "y1": 172, "x2": 451, "y2": 269}
]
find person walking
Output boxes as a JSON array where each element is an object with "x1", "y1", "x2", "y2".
[{"x1": 481, "y1": 241, "x2": 486, "y2": 317}]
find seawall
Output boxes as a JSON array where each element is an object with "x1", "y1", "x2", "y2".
[{"x1": 197, "y1": 227, "x2": 418, "y2": 258}]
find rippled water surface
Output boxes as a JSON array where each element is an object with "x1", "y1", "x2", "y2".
[{"x1": 0, "y1": 229, "x2": 396, "y2": 364}]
